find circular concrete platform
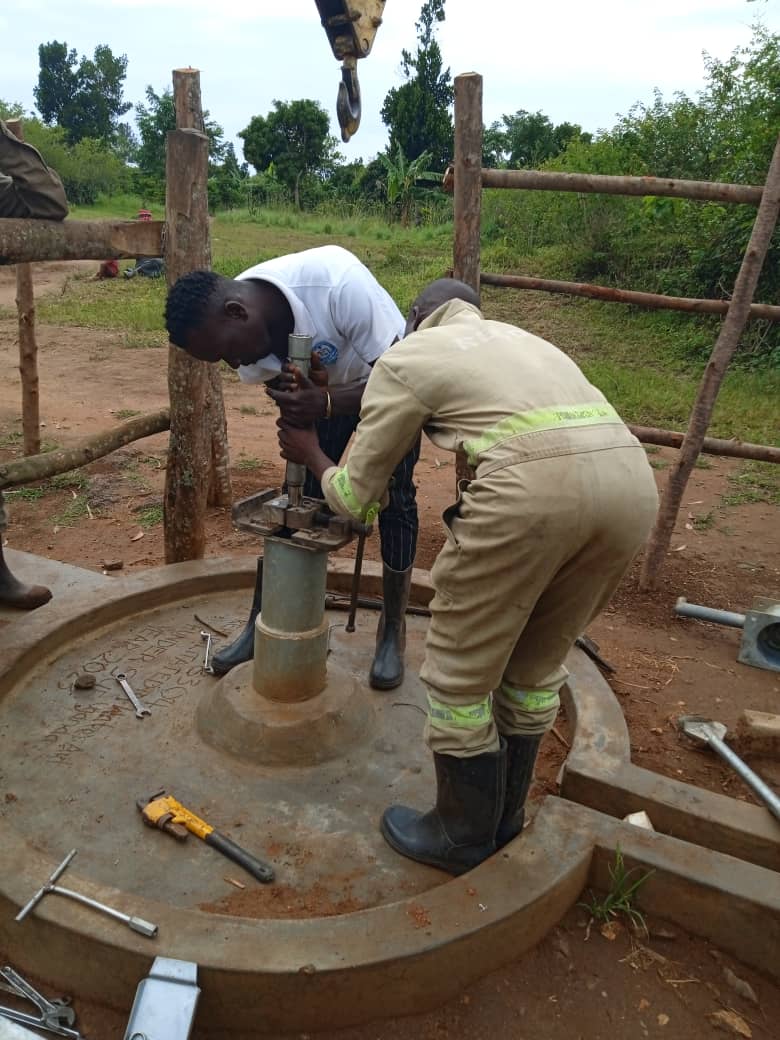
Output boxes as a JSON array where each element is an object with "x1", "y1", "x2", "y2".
[{"x1": 0, "y1": 558, "x2": 601, "y2": 1032}]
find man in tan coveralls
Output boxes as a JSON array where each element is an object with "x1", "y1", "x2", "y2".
[
  {"x1": 0, "y1": 119, "x2": 68, "y2": 609},
  {"x1": 278, "y1": 279, "x2": 658, "y2": 875}
]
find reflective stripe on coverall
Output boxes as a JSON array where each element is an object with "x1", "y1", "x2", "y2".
[{"x1": 321, "y1": 300, "x2": 659, "y2": 756}]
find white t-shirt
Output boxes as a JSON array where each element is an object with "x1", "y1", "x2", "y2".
[{"x1": 235, "y1": 245, "x2": 404, "y2": 387}]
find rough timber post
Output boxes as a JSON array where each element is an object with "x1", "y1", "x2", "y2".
[
  {"x1": 639, "y1": 134, "x2": 780, "y2": 589},
  {"x1": 452, "y1": 72, "x2": 483, "y2": 487},
  {"x1": 7, "y1": 119, "x2": 40, "y2": 456},
  {"x1": 163, "y1": 68, "x2": 231, "y2": 563}
]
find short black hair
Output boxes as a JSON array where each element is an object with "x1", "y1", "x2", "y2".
[{"x1": 164, "y1": 270, "x2": 222, "y2": 346}]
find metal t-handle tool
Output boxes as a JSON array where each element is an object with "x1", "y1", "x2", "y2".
[
  {"x1": 15, "y1": 849, "x2": 158, "y2": 937},
  {"x1": 678, "y1": 715, "x2": 780, "y2": 822}
]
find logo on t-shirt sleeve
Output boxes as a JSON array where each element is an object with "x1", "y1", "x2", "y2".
[{"x1": 313, "y1": 340, "x2": 339, "y2": 366}]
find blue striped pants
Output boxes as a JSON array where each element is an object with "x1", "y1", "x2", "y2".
[{"x1": 303, "y1": 414, "x2": 420, "y2": 571}]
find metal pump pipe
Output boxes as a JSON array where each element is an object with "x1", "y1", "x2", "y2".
[
  {"x1": 675, "y1": 597, "x2": 746, "y2": 629},
  {"x1": 285, "y1": 334, "x2": 313, "y2": 507}
]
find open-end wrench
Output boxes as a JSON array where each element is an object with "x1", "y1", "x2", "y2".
[
  {"x1": 200, "y1": 631, "x2": 213, "y2": 673},
  {"x1": 115, "y1": 673, "x2": 151, "y2": 718},
  {"x1": 0, "y1": 966, "x2": 77, "y2": 1033}
]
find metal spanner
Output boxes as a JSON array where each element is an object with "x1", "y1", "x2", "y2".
[
  {"x1": 115, "y1": 673, "x2": 151, "y2": 718},
  {"x1": 0, "y1": 965, "x2": 81, "y2": 1038},
  {"x1": 200, "y1": 630, "x2": 213, "y2": 673}
]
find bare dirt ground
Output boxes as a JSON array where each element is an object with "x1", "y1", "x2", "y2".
[{"x1": 0, "y1": 263, "x2": 778, "y2": 1039}]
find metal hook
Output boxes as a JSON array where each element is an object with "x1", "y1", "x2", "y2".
[{"x1": 337, "y1": 58, "x2": 361, "y2": 143}]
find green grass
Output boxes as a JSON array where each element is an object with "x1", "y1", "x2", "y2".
[
  {"x1": 136, "y1": 505, "x2": 164, "y2": 528},
  {"x1": 721, "y1": 462, "x2": 780, "y2": 507},
  {"x1": 579, "y1": 846, "x2": 653, "y2": 934},
  {"x1": 114, "y1": 409, "x2": 141, "y2": 420},
  {"x1": 27, "y1": 197, "x2": 780, "y2": 449},
  {"x1": 692, "y1": 509, "x2": 716, "y2": 530},
  {"x1": 238, "y1": 405, "x2": 259, "y2": 416},
  {"x1": 4, "y1": 486, "x2": 45, "y2": 501},
  {"x1": 52, "y1": 494, "x2": 90, "y2": 526},
  {"x1": 236, "y1": 456, "x2": 265, "y2": 471}
]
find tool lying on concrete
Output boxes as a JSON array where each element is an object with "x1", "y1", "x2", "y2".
[
  {"x1": 675, "y1": 596, "x2": 780, "y2": 674},
  {"x1": 124, "y1": 957, "x2": 200, "y2": 1040},
  {"x1": 0, "y1": 966, "x2": 81, "y2": 1039},
  {"x1": 114, "y1": 672, "x2": 151, "y2": 718},
  {"x1": 137, "y1": 791, "x2": 275, "y2": 883},
  {"x1": 678, "y1": 715, "x2": 780, "y2": 822},
  {"x1": 15, "y1": 849, "x2": 158, "y2": 938},
  {"x1": 200, "y1": 630, "x2": 213, "y2": 673}
]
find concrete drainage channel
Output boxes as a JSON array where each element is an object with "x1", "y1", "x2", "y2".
[{"x1": 0, "y1": 556, "x2": 778, "y2": 1035}]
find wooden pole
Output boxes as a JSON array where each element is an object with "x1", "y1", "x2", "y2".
[
  {"x1": 477, "y1": 168, "x2": 763, "y2": 206},
  {"x1": 6, "y1": 119, "x2": 40, "y2": 456},
  {"x1": 452, "y1": 72, "x2": 483, "y2": 293},
  {"x1": 163, "y1": 69, "x2": 231, "y2": 563},
  {"x1": 0, "y1": 410, "x2": 170, "y2": 489},
  {"x1": 628, "y1": 425, "x2": 780, "y2": 465},
  {"x1": 452, "y1": 73, "x2": 483, "y2": 487},
  {"x1": 639, "y1": 135, "x2": 780, "y2": 589},
  {"x1": 0, "y1": 219, "x2": 164, "y2": 265},
  {"x1": 170, "y1": 68, "x2": 232, "y2": 514},
  {"x1": 480, "y1": 272, "x2": 780, "y2": 323}
]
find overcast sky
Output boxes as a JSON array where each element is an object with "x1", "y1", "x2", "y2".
[{"x1": 1, "y1": 1, "x2": 776, "y2": 163}]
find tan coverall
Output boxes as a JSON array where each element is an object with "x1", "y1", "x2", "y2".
[
  {"x1": 322, "y1": 300, "x2": 659, "y2": 757},
  {"x1": 0, "y1": 119, "x2": 69, "y2": 220}
]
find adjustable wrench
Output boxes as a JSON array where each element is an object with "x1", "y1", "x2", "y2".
[
  {"x1": 115, "y1": 673, "x2": 151, "y2": 718},
  {"x1": 0, "y1": 966, "x2": 81, "y2": 1038}
]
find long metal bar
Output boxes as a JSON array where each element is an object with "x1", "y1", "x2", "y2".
[
  {"x1": 708, "y1": 735, "x2": 780, "y2": 822},
  {"x1": 675, "y1": 598, "x2": 746, "y2": 629}
]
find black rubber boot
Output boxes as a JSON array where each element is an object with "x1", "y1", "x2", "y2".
[
  {"x1": 0, "y1": 546, "x2": 52, "y2": 610},
  {"x1": 495, "y1": 733, "x2": 542, "y2": 847},
  {"x1": 380, "y1": 743, "x2": 506, "y2": 875},
  {"x1": 369, "y1": 564, "x2": 412, "y2": 690},
  {"x1": 211, "y1": 557, "x2": 263, "y2": 677}
]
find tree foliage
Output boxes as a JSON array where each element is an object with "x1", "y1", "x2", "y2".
[
  {"x1": 134, "y1": 86, "x2": 226, "y2": 198},
  {"x1": 34, "y1": 41, "x2": 131, "y2": 144},
  {"x1": 379, "y1": 146, "x2": 434, "y2": 225},
  {"x1": 381, "y1": 0, "x2": 453, "y2": 172},
  {"x1": 239, "y1": 99, "x2": 333, "y2": 207},
  {"x1": 482, "y1": 110, "x2": 590, "y2": 168}
]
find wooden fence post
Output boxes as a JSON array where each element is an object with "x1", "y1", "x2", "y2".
[
  {"x1": 452, "y1": 72, "x2": 483, "y2": 293},
  {"x1": 452, "y1": 72, "x2": 483, "y2": 488},
  {"x1": 7, "y1": 119, "x2": 40, "y2": 456},
  {"x1": 639, "y1": 134, "x2": 780, "y2": 589},
  {"x1": 163, "y1": 68, "x2": 231, "y2": 564}
]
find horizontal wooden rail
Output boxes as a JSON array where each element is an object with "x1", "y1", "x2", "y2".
[
  {"x1": 0, "y1": 219, "x2": 165, "y2": 265},
  {"x1": 480, "y1": 272, "x2": 780, "y2": 322},
  {"x1": 443, "y1": 166, "x2": 763, "y2": 206},
  {"x1": 0, "y1": 409, "x2": 170, "y2": 489},
  {"x1": 628, "y1": 425, "x2": 779, "y2": 464}
]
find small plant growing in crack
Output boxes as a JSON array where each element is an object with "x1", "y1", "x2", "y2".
[{"x1": 579, "y1": 845, "x2": 653, "y2": 936}]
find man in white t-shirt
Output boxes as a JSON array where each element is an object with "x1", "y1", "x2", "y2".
[{"x1": 164, "y1": 245, "x2": 419, "y2": 685}]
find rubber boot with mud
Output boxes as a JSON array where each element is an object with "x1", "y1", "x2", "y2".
[
  {"x1": 495, "y1": 733, "x2": 542, "y2": 847},
  {"x1": 0, "y1": 545, "x2": 52, "y2": 610},
  {"x1": 369, "y1": 564, "x2": 412, "y2": 690},
  {"x1": 211, "y1": 557, "x2": 263, "y2": 677},
  {"x1": 380, "y1": 743, "x2": 506, "y2": 875}
]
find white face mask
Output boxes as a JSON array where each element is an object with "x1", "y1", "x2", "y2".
[{"x1": 237, "y1": 353, "x2": 283, "y2": 385}]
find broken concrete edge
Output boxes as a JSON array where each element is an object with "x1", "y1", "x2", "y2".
[
  {"x1": 560, "y1": 657, "x2": 780, "y2": 872},
  {"x1": 735, "y1": 709, "x2": 780, "y2": 760},
  {"x1": 0, "y1": 798, "x2": 591, "y2": 1032}
]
